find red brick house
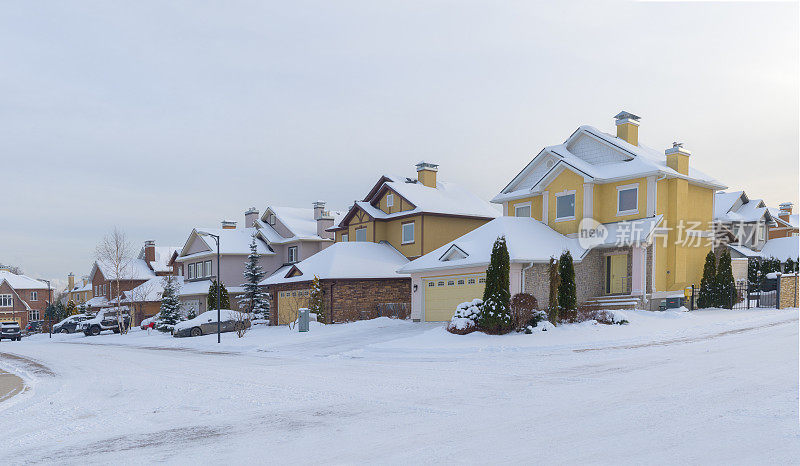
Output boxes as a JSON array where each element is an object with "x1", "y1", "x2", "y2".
[
  {"x1": 0, "y1": 268, "x2": 51, "y2": 329},
  {"x1": 262, "y1": 242, "x2": 410, "y2": 325}
]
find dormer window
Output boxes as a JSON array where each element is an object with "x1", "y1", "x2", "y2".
[
  {"x1": 387, "y1": 193, "x2": 394, "y2": 208},
  {"x1": 288, "y1": 246, "x2": 298, "y2": 263},
  {"x1": 269, "y1": 214, "x2": 276, "y2": 225}
]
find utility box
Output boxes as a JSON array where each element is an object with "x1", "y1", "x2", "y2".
[{"x1": 298, "y1": 308, "x2": 310, "y2": 332}]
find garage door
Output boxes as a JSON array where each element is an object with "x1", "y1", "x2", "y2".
[
  {"x1": 277, "y1": 289, "x2": 310, "y2": 325},
  {"x1": 423, "y1": 274, "x2": 485, "y2": 321}
]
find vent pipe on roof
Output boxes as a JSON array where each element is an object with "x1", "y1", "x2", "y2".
[{"x1": 614, "y1": 111, "x2": 640, "y2": 146}]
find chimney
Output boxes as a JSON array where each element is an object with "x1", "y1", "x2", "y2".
[
  {"x1": 221, "y1": 221, "x2": 237, "y2": 229},
  {"x1": 314, "y1": 201, "x2": 335, "y2": 238},
  {"x1": 665, "y1": 142, "x2": 691, "y2": 176},
  {"x1": 82, "y1": 278, "x2": 88, "y2": 286},
  {"x1": 614, "y1": 111, "x2": 641, "y2": 146},
  {"x1": 68, "y1": 273, "x2": 75, "y2": 290},
  {"x1": 144, "y1": 240, "x2": 156, "y2": 263},
  {"x1": 313, "y1": 201, "x2": 326, "y2": 220},
  {"x1": 416, "y1": 161, "x2": 439, "y2": 188},
  {"x1": 779, "y1": 202, "x2": 793, "y2": 221},
  {"x1": 244, "y1": 207, "x2": 259, "y2": 228}
]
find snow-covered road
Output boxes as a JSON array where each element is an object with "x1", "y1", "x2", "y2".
[{"x1": 1, "y1": 309, "x2": 798, "y2": 465}]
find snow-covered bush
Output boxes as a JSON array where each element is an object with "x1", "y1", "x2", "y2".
[
  {"x1": 447, "y1": 299, "x2": 482, "y2": 335},
  {"x1": 565, "y1": 309, "x2": 629, "y2": 325}
]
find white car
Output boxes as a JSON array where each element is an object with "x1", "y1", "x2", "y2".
[{"x1": 78, "y1": 308, "x2": 131, "y2": 336}]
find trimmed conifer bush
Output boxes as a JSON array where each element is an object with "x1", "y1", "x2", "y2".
[
  {"x1": 477, "y1": 236, "x2": 513, "y2": 334},
  {"x1": 548, "y1": 257, "x2": 560, "y2": 325},
  {"x1": 208, "y1": 280, "x2": 230, "y2": 310},
  {"x1": 716, "y1": 250, "x2": 736, "y2": 309},
  {"x1": 698, "y1": 251, "x2": 716, "y2": 308},
  {"x1": 557, "y1": 250, "x2": 576, "y2": 313}
]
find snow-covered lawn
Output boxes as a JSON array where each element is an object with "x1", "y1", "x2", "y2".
[{"x1": 0, "y1": 308, "x2": 798, "y2": 464}]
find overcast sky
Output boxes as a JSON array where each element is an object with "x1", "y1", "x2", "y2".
[{"x1": 1, "y1": 0, "x2": 797, "y2": 288}]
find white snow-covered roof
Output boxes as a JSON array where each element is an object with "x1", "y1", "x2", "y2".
[
  {"x1": 714, "y1": 191, "x2": 771, "y2": 224},
  {"x1": 399, "y1": 215, "x2": 665, "y2": 274},
  {"x1": 399, "y1": 217, "x2": 586, "y2": 273},
  {"x1": 727, "y1": 244, "x2": 762, "y2": 259},
  {"x1": 120, "y1": 276, "x2": 184, "y2": 303},
  {"x1": 261, "y1": 242, "x2": 410, "y2": 285},
  {"x1": 85, "y1": 296, "x2": 108, "y2": 307},
  {"x1": 178, "y1": 227, "x2": 271, "y2": 261},
  {"x1": 759, "y1": 237, "x2": 799, "y2": 261},
  {"x1": 92, "y1": 258, "x2": 156, "y2": 281},
  {"x1": 493, "y1": 125, "x2": 726, "y2": 203},
  {"x1": 0, "y1": 270, "x2": 48, "y2": 290},
  {"x1": 138, "y1": 246, "x2": 180, "y2": 273},
  {"x1": 257, "y1": 206, "x2": 343, "y2": 245},
  {"x1": 768, "y1": 208, "x2": 799, "y2": 229}
]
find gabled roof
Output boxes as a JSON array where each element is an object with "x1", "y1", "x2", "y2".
[
  {"x1": 177, "y1": 227, "x2": 271, "y2": 260},
  {"x1": 0, "y1": 270, "x2": 48, "y2": 290},
  {"x1": 260, "y1": 242, "x2": 409, "y2": 285},
  {"x1": 89, "y1": 258, "x2": 156, "y2": 282},
  {"x1": 138, "y1": 246, "x2": 180, "y2": 273},
  {"x1": 759, "y1": 237, "x2": 799, "y2": 261},
  {"x1": 257, "y1": 206, "x2": 343, "y2": 244},
  {"x1": 714, "y1": 191, "x2": 773, "y2": 224},
  {"x1": 768, "y1": 208, "x2": 799, "y2": 229},
  {"x1": 334, "y1": 174, "x2": 499, "y2": 228},
  {"x1": 493, "y1": 125, "x2": 726, "y2": 203}
]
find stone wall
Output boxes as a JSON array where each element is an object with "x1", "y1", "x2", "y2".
[{"x1": 778, "y1": 274, "x2": 799, "y2": 309}]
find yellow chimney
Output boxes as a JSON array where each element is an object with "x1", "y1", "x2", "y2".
[
  {"x1": 68, "y1": 273, "x2": 75, "y2": 290},
  {"x1": 665, "y1": 142, "x2": 691, "y2": 176},
  {"x1": 614, "y1": 111, "x2": 641, "y2": 146},
  {"x1": 416, "y1": 161, "x2": 439, "y2": 188}
]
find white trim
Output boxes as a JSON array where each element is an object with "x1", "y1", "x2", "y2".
[
  {"x1": 646, "y1": 176, "x2": 657, "y2": 216},
  {"x1": 401, "y1": 222, "x2": 415, "y2": 244},
  {"x1": 616, "y1": 183, "x2": 639, "y2": 217},
  {"x1": 583, "y1": 183, "x2": 594, "y2": 219},
  {"x1": 554, "y1": 190, "x2": 576, "y2": 221},
  {"x1": 542, "y1": 191, "x2": 549, "y2": 224},
  {"x1": 514, "y1": 202, "x2": 532, "y2": 218},
  {"x1": 386, "y1": 193, "x2": 394, "y2": 208}
]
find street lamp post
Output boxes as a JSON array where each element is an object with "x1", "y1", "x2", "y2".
[
  {"x1": 42, "y1": 279, "x2": 51, "y2": 339},
  {"x1": 197, "y1": 231, "x2": 221, "y2": 343}
]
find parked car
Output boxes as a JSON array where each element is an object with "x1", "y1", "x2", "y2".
[
  {"x1": 78, "y1": 308, "x2": 131, "y2": 336},
  {"x1": 52, "y1": 314, "x2": 92, "y2": 334},
  {"x1": 0, "y1": 321, "x2": 22, "y2": 341},
  {"x1": 173, "y1": 310, "x2": 249, "y2": 338},
  {"x1": 24, "y1": 320, "x2": 44, "y2": 334}
]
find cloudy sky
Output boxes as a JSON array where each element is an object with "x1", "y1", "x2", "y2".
[{"x1": 1, "y1": 0, "x2": 797, "y2": 287}]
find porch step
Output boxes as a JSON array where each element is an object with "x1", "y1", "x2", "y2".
[{"x1": 579, "y1": 295, "x2": 641, "y2": 311}]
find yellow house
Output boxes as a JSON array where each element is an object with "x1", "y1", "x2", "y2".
[
  {"x1": 330, "y1": 162, "x2": 499, "y2": 259},
  {"x1": 64, "y1": 273, "x2": 93, "y2": 307},
  {"x1": 401, "y1": 112, "x2": 727, "y2": 320}
]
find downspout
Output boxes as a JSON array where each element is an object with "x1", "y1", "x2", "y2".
[{"x1": 521, "y1": 262, "x2": 535, "y2": 294}]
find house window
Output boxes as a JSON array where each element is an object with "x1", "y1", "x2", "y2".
[
  {"x1": 447, "y1": 280, "x2": 455, "y2": 286},
  {"x1": 188, "y1": 263, "x2": 195, "y2": 279},
  {"x1": 478, "y1": 277, "x2": 486, "y2": 284},
  {"x1": 387, "y1": 193, "x2": 394, "y2": 208},
  {"x1": 355, "y1": 228, "x2": 367, "y2": 242},
  {"x1": 515, "y1": 203, "x2": 531, "y2": 218},
  {"x1": 30, "y1": 291, "x2": 38, "y2": 301},
  {"x1": 437, "y1": 281, "x2": 445, "y2": 286},
  {"x1": 269, "y1": 214, "x2": 276, "y2": 225},
  {"x1": 457, "y1": 279, "x2": 465, "y2": 285},
  {"x1": 467, "y1": 278, "x2": 476, "y2": 284},
  {"x1": 617, "y1": 185, "x2": 638, "y2": 215},
  {"x1": 288, "y1": 246, "x2": 298, "y2": 263},
  {"x1": 402, "y1": 222, "x2": 415, "y2": 244},
  {"x1": 0, "y1": 295, "x2": 12, "y2": 307},
  {"x1": 758, "y1": 225, "x2": 765, "y2": 242},
  {"x1": 29, "y1": 309, "x2": 40, "y2": 321},
  {"x1": 555, "y1": 192, "x2": 576, "y2": 220},
  {"x1": 341, "y1": 233, "x2": 349, "y2": 242},
  {"x1": 427, "y1": 282, "x2": 435, "y2": 287},
  {"x1": 204, "y1": 260, "x2": 212, "y2": 277}
]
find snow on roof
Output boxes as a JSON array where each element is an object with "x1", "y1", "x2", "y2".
[
  {"x1": 258, "y1": 206, "x2": 343, "y2": 244},
  {"x1": 139, "y1": 246, "x2": 180, "y2": 273},
  {"x1": 179, "y1": 227, "x2": 270, "y2": 260},
  {"x1": 759, "y1": 237, "x2": 799, "y2": 261},
  {"x1": 493, "y1": 125, "x2": 726, "y2": 203},
  {"x1": 94, "y1": 258, "x2": 156, "y2": 281},
  {"x1": 0, "y1": 270, "x2": 48, "y2": 290},
  {"x1": 260, "y1": 242, "x2": 409, "y2": 285},
  {"x1": 399, "y1": 217, "x2": 586, "y2": 274},
  {"x1": 727, "y1": 244, "x2": 762, "y2": 259},
  {"x1": 768, "y1": 208, "x2": 799, "y2": 229},
  {"x1": 120, "y1": 276, "x2": 183, "y2": 303},
  {"x1": 714, "y1": 191, "x2": 770, "y2": 224},
  {"x1": 176, "y1": 279, "x2": 244, "y2": 297},
  {"x1": 85, "y1": 296, "x2": 108, "y2": 307}
]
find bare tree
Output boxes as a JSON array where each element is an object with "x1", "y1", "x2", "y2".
[
  {"x1": 96, "y1": 227, "x2": 133, "y2": 334},
  {"x1": 0, "y1": 263, "x2": 23, "y2": 275}
]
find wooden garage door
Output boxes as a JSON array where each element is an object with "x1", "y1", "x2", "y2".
[
  {"x1": 277, "y1": 289, "x2": 310, "y2": 325},
  {"x1": 423, "y1": 274, "x2": 485, "y2": 322}
]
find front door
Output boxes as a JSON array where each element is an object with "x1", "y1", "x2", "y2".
[{"x1": 606, "y1": 254, "x2": 628, "y2": 294}]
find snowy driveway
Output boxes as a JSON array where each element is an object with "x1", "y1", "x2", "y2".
[{"x1": 0, "y1": 309, "x2": 798, "y2": 464}]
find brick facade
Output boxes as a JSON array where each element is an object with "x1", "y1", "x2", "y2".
[
  {"x1": 268, "y1": 278, "x2": 411, "y2": 324},
  {"x1": 0, "y1": 281, "x2": 50, "y2": 329},
  {"x1": 778, "y1": 274, "x2": 799, "y2": 309}
]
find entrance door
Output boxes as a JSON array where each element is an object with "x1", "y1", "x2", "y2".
[{"x1": 606, "y1": 254, "x2": 628, "y2": 294}]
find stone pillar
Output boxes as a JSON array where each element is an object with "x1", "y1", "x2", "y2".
[{"x1": 631, "y1": 246, "x2": 646, "y2": 296}]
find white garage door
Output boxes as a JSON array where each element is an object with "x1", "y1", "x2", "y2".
[{"x1": 423, "y1": 273, "x2": 486, "y2": 322}]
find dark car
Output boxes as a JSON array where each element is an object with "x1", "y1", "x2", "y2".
[
  {"x1": 0, "y1": 321, "x2": 22, "y2": 341},
  {"x1": 52, "y1": 314, "x2": 91, "y2": 334},
  {"x1": 24, "y1": 320, "x2": 43, "y2": 334},
  {"x1": 173, "y1": 310, "x2": 248, "y2": 338}
]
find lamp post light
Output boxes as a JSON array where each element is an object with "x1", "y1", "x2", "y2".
[
  {"x1": 197, "y1": 231, "x2": 221, "y2": 343},
  {"x1": 41, "y1": 279, "x2": 52, "y2": 339}
]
